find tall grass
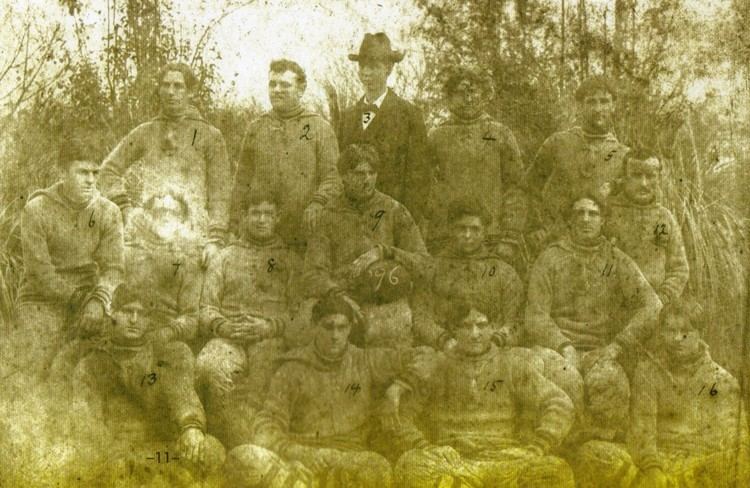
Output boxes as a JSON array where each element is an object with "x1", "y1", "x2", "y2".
[{"x1": 664, "y1": 112, "x2": 748, "y2": 375}]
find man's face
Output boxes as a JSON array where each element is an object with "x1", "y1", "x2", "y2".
[
  {"x1": 447, "y1": 79, "x2": 485, "y2": 120},
  {"x1": 453, "y1": 308, "x2": 492, "y2": 356},
  {"x1": 624, "y1": 158, "x2": 660, "y2": 205},
  {"x1": 661, "y1": 314, "x2": 702, "y2": 362},
  {"x1": 452, "y1": 215, "x2": 485, "y2": 255},
  {"x1": 500, "y1": 195, "x2": 528, "y2": 232},
  {"x1": 147, "y1": 194, "x2": 188, "y2": 240},
  {"x1": 358, "y1": 59, "x2": 390, "y2": 97},
  {"x1": 112, "y1": 302, "x2": 148, "y2": 341},
  {"x1": 315, "y1": 313, "x2": 351, "y2": 357},
  {"x1": 570, "y1": 198, "x2": 603, "y2": 244},
  {"x1": 244, "y1": 201, "x2": 279, "y2": 241},
  {"x1": 580, "y1": 89, "x2": 614, "y2": 133},
  {"x1": 159, "y1": 70, "x2": 189, "y2": 115},
  {"x1": 269, "y1": 70, "x2": 304, "y2": 113},
  {"x1": 343, "y1": 162, "x2": 377, "y2": 202},
  {"x1": 64, "y1": 160, "x2": 99, "y2": 204}
]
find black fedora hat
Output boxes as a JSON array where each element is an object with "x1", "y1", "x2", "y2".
[{"x1": 348, "y1": 33, "x2": 404, "y2": 63}]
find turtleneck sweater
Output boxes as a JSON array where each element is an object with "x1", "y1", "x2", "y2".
[
  {"x1": 631, "y1": 343, "x2": 741, "y2": 470},
  {"x1": 412, "y1": 244, "x2": 523, "y2": 349},
  {"x1": 413, "y1": 344, "x2": 574, "y2": 457},
  {"x1": 304, "y1": 190, "x2": 428, "y2": 298},
  {"x1": 526, "y1": 234, "x2": 661, "y2": 353},
  {"x1": 605, "y1": 192, "x2": 689, "y2": 305},
  {"x1": 19, "y1": 181, "x2": 124, "y2": 305},
  {"x1": 201, "y1": 233, "x2": 301, "y2": 338},
  {"x1": 100, "y1": 104, "x2": 231, "y2": 243},
  {"x1": 253, "y1": 342, "x2": 427, "y2": 454},
  {"x1": 526, "y1": 126, "x2": 629, "y2": 243},
  {"x1": 230, "y1": 104, "x2": 342, "y2": 249},
  {"x1": 428, "y1": 111, "x2": 523, "y2": 242}
]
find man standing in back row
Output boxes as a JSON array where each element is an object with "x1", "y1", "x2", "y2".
[
  {"x1": 99, "y1": 62, "x2": 231, "y2": 266},
  {"x1": 231, "y1": 59, "x2": 342, "y2": 254},
  {"x1": 338, "y1": 33, "x2": 431, "y2": 224}
]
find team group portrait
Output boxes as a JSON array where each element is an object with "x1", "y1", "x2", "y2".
[{"x1": 0, "y1": 0, "x2": 748, "y2": 487}]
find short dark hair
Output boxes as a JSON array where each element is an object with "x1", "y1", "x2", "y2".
[
  {"x1": 442, "y1": 66, "x2": 490, "y2": 97},
  {"x1": 446, "y1": 196, "x2": 491, "y2": 227},
  {"x1": 338, "y1": 143, "x2": 381, "y2": 174},
  {"x1": 111, "y1": 284, "x2": 143, "y2": 311},
  {"x1": 445, "y1": 299, "x2": 489, "y2": 329},
  {"x1": 158, "y1": 62, "x2": 198, "y2": 91},
  {"x1": 660, "y1": 297, "x2": 703, "y2": 330},
  {"x1": 246, "y1": 186, "x2": 283, "y2": 211},
  {"x1": 269, "y1": 58, "x2": 307, "y2": 87},
  {"x1": 623, "y1": 148, "x2": 661, "y2": 174},
  {"x1": 57, "y1": 136, "x2": 98, "y2": 169},
  {"x1": 575, "y1": 75, "x2": 616, "y2": 102},
  {"x1": 563, "y1": 193, "x2": 607, "y2": 223},
  {"x1": 312, "y1": 294, "x2": 356, "y2": 324}
]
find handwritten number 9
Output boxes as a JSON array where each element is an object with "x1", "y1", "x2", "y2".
[
  {"x1": 370, "y1": 265, "x2": 401, "y2": 291},
  {"x1": 371, "y1": 210, "x2": 385, "y2": 231}
]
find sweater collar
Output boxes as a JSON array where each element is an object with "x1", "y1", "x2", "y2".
[
  {"x1": 271, "y1": 104, "x2": 305, "y2": 120},
  {"x1": 446, "y1": 111, "x2": 491, "y2": 126},
  {"x1": 155, "y1": 104, "x2": 204, "y2": 123},
  {"x1": 233, "y1": 233, "x2": 285, "y2": 249},
  {"x1": 556, "y1": 234, "x2": 609, "y2": 254}
]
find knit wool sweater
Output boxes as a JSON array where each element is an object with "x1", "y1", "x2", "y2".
[
  {"x1": 526, "y1": 127, "x2": 629, "y2": 241},
  {"x1": 200, "y1": 235, "x2": 301, "y2": 337},
  {"x1": 19, "y1": 182, "x2": 124, "y2": 306},
  {"x1": 605, "y1": 193, "x2": 689, "y2": 305},
  {"x1": 230, "y1": 107, "x2": 342, "y2": 247},
  {"x1": 413, "y1": 345, "x2": 574, "y2": 457},
  {"x1": 428, "y1": 113, "x2": 524, "y2": 231},
  {"x1": 99, "y1": 105, "x2": 231, "y2": 242},
  {"x1": 526, "y1": 236, "x2": 661, "y2": 352},
  {"x1": 630, "y1": 346, "x2": 741, "y2": 470},
  {"x1": 412, "y1": 245, "x2": 524, "y2": 349}
]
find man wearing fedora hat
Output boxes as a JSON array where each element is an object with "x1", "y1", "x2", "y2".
[{"x1": 338, "y1": 32, "x2": 431, "y2": 226}]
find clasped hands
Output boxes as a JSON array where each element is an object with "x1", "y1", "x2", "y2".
[{"x1": 216, "y1": 314, "x2": 273, "y2": 342}]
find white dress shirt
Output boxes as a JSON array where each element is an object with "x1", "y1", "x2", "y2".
[{"x1": 361, "y1": 90, "x2": 388, "y2": 131}]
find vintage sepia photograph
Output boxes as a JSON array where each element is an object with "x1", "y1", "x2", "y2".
[{"x1": 0, "y1": 0, "x2": 747, "y2": 486}]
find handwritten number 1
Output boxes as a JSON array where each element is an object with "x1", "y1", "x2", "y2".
[{"x1": 88, "y1": 211, "x2": 95, "y2": 227}]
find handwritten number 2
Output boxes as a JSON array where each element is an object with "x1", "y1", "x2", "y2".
[{"x1": 300, "y1": 124, "x2": 311, "y2": 140}]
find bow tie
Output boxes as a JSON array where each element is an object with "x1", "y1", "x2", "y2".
[{"x1": 362, "y1": 103, "x2": 379, "y2": 113}]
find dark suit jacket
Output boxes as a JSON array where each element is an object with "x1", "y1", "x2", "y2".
[{"x1": 338, "y1": 89, "x2": 431, "y2": 221}]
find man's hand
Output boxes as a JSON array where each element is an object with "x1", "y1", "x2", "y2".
[
  {"x1": 381, "y1": 383, "x2": 405, "y2": 431},
  {"x1": 303, "y1": 202, "x2": 324, "y2": 236},
  {"x1": 229, "y1": 316, "x2": 273, "y2": 342},
  {"x1": 561, "y1": 345, "x2": 579, "y2": 371},
  {"x1": 641, "y1": 467, "x2": 668, "y2": 488},
  {"x1": 202, "y1": 242, "x2": 220, "y2": 268},
  {"x1": 442, "y1": 338, "x2": 458, "y2": 352},
  {"x1": 339, "y1": 293, "x2": 365, "y2": 325},
  {"x1": 179, "y1": 427, "x2": 206, "y2": 465},
  {"x1": 79, "y1": 299, "x2": 106, "y2": 337},
  {"x1": 349, "y1": 247, "x2": 383, "y2": 280},
  {"x1": 428, "y1": 445, "x2": 463, "y2": 469},
  {"x1": 601, "y1": 342, "x2": 623, "y2": 362},
  {"x1": 288, "y1": 445, "x2": 335, "y2": 475}
]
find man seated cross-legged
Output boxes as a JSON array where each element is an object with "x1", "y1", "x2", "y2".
[
  {"x1": 196, "y1": 188, "x2": 301, "y2": 449},
  {"x1": 224, "y1": 294, "x2": 431, "y2": 488},
  {"x1": 393, "y1": 301, "x2": 576, "y2": 488}
]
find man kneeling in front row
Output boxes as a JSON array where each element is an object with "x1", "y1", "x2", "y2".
[
  {"x1": 393, "y1": 301, "x2": 576, "y2": 488},
  {"x1": 224, "y1": 294, "x2": 431, "y2": 487}
]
